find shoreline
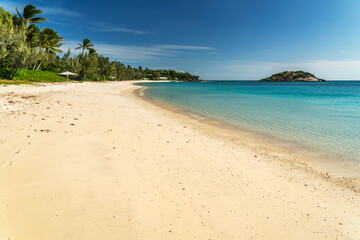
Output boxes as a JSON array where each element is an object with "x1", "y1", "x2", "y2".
[
  {"x1": 0, "y1": 81, "x2": 359, "y2": 239},
  {"x1": 132, "y1": 83, "x2": 360, "y2": 189},
  {"x1": 134, "y1": 81, "x2": 360, "y2": 176}
]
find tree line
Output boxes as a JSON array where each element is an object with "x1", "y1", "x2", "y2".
[{"x1": 0, "y1": 5, "x2": 200, "y2": 81}]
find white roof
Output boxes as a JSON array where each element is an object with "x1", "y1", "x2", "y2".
[{"x1": 59, "y1": 71, "x2": 77, "y2": 76}]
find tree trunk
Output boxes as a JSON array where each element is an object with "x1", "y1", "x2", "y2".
[
  {"x1": 48, "y1": 50, "x2": 51, "y2": 67},
  {"x1": 36, "y1": 58, "x2": 44, "y2": 71},
  {"x1": 9, "y1": 66, "x2": 19, "y2": 80}
]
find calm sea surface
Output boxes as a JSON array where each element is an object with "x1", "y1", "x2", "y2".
[{"x1": 138, "y1": 81, "x2": 360, "y2": 168}]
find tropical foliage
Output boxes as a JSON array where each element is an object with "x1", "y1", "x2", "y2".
[
  {"x1": 14, "y1": 4, "x2": 47, "y2": 26},
  {"x1": 75, "y1": 38, "x2": 95, "y2": 55},
  {"x1": 0, "y1": 7, "x2": 13, "y2": 30},
  {"x1": 38, "y1": 28, "x2": 64, "y2": 67},
  {"x1": 0, "y1": 5, "x2": 199, "y2": 82},
  {"x1": 13, "y1": 68, "x2": 68, "y2": 82},
  {"x1": 0, "y1": 25, "x2": 32, "y2": 79},
  {"x1": 260, "y1": 71, "x2": 322, "y2": 82}
]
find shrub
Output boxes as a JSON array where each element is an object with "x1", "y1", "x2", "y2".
[{"x1": 12, "y1": 69, "x2": 67, "y2": 82}]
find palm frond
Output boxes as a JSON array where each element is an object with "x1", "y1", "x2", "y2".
[
  {"x1": 30, "y1": 17, "x2": 48, "y2": 23},
  {"x1": 17, "y1": 4, "x2": 47, "y2": 26},
  {"x1": 23, "y1": 5, "x2": 37, "y2": 18},
  {"x1": 88, "y1": 48, "x2": 96, "y2": 53},
  {"x1": 50, "y1": 48, "x2": 63, "y2": 53}
]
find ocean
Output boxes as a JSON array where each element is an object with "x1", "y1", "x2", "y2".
[{"x1": 138, "y1": 81, "x2": 360, "y2": 169}]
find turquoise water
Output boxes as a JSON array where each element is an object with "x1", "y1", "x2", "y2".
[{"x1": 138, "y1": 81, "x2": 360, "y2": 168}]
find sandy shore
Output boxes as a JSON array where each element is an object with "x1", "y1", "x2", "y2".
[{"x1": 0, "y1": 81, "x2": 359, "y2": 240}]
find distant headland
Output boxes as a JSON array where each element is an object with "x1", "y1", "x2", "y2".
[{"x1": 260, "y1": 71, "x2": 326, "y2": 82}]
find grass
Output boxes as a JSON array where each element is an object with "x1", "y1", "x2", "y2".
[
  {"x1": 0, "y1": 68, "x2": 75, "y2": 85},
  {"x1": 13, "y1": 69, "x2": 68, "y2": 82}
]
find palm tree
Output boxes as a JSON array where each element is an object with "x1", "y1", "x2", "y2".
[
  {"x1": 15, "y1": 4, "x2": 47, "y2": 27},
  {"x1": 26, "y1": 24, "x2": 41, "y2": 46},
  {"x1": 75, "y1": 38, "x2": 95, "y2": 55},
  {"x1": 88, "y1": 48, "x2": 97, "y2": 56},
  {"x1": 36, "y1": 28, "x2": 64, "y2": 70}
]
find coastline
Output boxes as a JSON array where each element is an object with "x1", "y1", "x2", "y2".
[
  {"x1": 0, "y1": 81, "x2": 359, "y2": 239},
  {"x1": 133, "y1": 83, "x2": 360, "y2": 183}
]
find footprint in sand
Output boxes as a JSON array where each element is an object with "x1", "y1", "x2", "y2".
[
  {"x1": 40, "y1": 129, "x2": 52, "y2": 133},
  {"x1": 2, "y1": 161, "x2": 13, "y2": 167},
  {"x1": 13, "y1": 149, "x2": 22, "y2": 154}
]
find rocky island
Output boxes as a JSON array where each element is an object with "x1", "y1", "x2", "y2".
[{"x1": 260, "y1": 71, "x2": 326, "y2": 82}]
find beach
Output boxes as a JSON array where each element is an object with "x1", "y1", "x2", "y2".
[{"x1": 0, "y1": 81, "x2": 359, "y2": 239}]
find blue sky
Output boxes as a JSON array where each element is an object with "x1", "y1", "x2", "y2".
[{"x1": 3, "y1": 0, "x2": 360, "y2": 80}]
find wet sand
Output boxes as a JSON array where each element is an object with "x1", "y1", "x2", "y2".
[{"x1": 0, "y1": 81, "x2": 359, "y2": 239}]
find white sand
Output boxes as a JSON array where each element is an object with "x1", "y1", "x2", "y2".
[{"x1": 0, "y1": 81, "x2": 359, "y2": 240}]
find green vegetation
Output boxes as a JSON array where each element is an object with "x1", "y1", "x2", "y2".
[
  {"x1": 14, "y1": 4, "x2": 47, "y2": 26},
  {"x1": 13, "y1": 69, "x2": 67, "y2": 82},
  {"x1": 0, "y1": 7, "x2": 13, "y2": 30},
  {"x1": 272, "y1": 71, "x2": 315, "y2": 78},
  {"x1": 75, "y1": 38, "x2": 95, "y2": 56},
  {"x1": 260, "y1": 71, "x2": 325, "y2": 82},
  {"x1": 0, "y1": 5, "x2": 199, "y2": 84},
  {"x1": 38, "y1": 28, "x2": 64, "y2": 67},
  {"x1": 0, "y1": 68, "x2": 66, "y2": 82}
]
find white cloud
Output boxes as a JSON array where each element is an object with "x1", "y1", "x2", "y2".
[
  {"x1": 60, "y1": 41, "x2": 215, "y2": 62},
  {"x1": 2, "y1": 1, "x2": 151, "y2": 36},
  {"x1": 90, "y1": 26, "x2": 152, "y2": 35},
  {"x1": 40, "y1": 6, "x2": 83, "y2": 17},
  {"x1": 156, "y1": 45, "x2": 214, "y2": 50},
  {"x1": 220, "y1": 60, "x2": 360, "y2": 80}
]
